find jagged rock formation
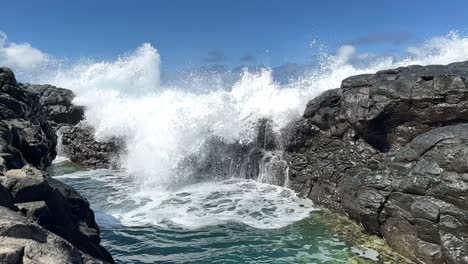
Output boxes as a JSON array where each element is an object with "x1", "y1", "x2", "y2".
[
  {"x1": 22, "y1": 84, "x2": 85, "y2": 130},
  {"x1": 283, "y1": 62, "x2": 468, "y2": 263},
  {"x1": 175, "y1": 118, "x2": 281, "y2": 184},
  {"x1": 0, "y1": 68, "x2": 57, "y2": 170},
  {"x1": 19, "y1": 81, "x2": 121, "y2": 168},
  {"x1": 0, "y1": 67, "x2": 114, "y2": 263},
  {"x1": 59, "y1": 125, "x2": 121, "y2": 168},
  {"x1": 0, "y1": 206, "x2": 107, "y2": 263}
]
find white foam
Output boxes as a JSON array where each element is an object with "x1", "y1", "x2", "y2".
[
  {"x1": 52, "y1": 156, "x2": 71, "y2": 164},
  {"x1": 39, "y1": 31, "x2": 468, "y2": 229},
  {"x1": 19, "y1": 31, "x2": 468, "y2": 188},
  {"x1": 57, "y1": 170, "x2": 315, "y2": 229}
]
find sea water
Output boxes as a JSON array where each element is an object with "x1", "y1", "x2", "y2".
[{"x1": 49, "y1": 161, "x2": 389, "y2": 264}]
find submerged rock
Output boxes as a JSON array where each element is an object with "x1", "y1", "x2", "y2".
[{"x1": 284, "y1": 62, "x2": 468, "y2": 263}]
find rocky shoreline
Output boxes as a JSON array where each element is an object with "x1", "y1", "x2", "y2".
[
  {"x1": 1, "y1": 60, "x2": 467, "y2": 263},
  {"x1": 283, "y1": 62, "x2": 468, "y2": 263},
  {"x1": 0, "y1": 68, "x2": 114, "y2": 263}
]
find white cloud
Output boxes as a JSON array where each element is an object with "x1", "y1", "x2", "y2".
[{"x1": 0, "y1": 31, "x2": 49, "y2": 72}]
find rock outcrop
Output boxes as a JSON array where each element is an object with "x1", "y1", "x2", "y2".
[
  {"x1": 283, "y1": 62, "x2": 468, "y2": 263},
  {"x1": 0, "y1": 206, "x2": 107, "y2": 263},
  {"x1": 0, "y1": 68, "x2": 57, "y2": 170},
  {"x1": 20, "y1": 81, "x2": 121, "y2": 168},
  {"x1": 22, "y1": 84, "x2": 85, "y2": 130},
  {"x1": 59, "y1": 125, "x2": 121, "y2": 168},
  {"x1": 0, "y1": 67, "x2": 114, "y2": 263}
]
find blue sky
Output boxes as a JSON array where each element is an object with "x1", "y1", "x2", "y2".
[{"x1": 1, "y1": 0, "x2": 468, "y2": 70}]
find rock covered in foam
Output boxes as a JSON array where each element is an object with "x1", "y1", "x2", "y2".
[{"x1": 284, "y1": 61, "x2": 468, "y2": 263}]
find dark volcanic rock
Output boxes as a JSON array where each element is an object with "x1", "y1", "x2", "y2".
[
  {"x1": 2, "y1": 165, "x2": 51, "y2": 204},
  {"x1": 0, "y1": 165, "x2": 114, "y2": 263},
  {"x1": 44, "y1": 177, "x2": 114, "y2": 262},
  {"x1": 284, "y1": 62, "x2": 468, "y2": 264},
  {"x1": 0, "y1": 184, "x2": 14, "y2": 210},
  {"x1": 59, "y1": 125, "x2": 121, "y2": 168},
  {"x1": 22, "y1": 82, "x2": 121, "y2": 168},
  {"x1": 0, "y1": 206, "x2": 107, "y2": 264},
  {"x1": 23, "y1": 84, "x2": 85, "y2": 129},
  {"x1": 16, "y1": 200, "x2": 53, "y2": 226},
  {"x1": 0, "y1": 68, "x2": 57, "y2": 170},
  {"x1": 0, "y1": 67, "x2": 114, "y2": 263}
]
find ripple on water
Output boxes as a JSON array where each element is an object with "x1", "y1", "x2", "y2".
[{"x1": 55, "y1": 168, "x2": 391, "y2": 263}]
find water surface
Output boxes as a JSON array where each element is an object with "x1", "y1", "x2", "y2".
[{"x1": 50, "y1": 161, "x2": 391, "y2": 264}]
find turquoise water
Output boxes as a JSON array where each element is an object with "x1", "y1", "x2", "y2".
[
  {"x1": 98, "y1": 216, "x2": 354, "y2": 264},
  {"x1": 49, "y1": 161, "x2": 382, "y2": 264}
]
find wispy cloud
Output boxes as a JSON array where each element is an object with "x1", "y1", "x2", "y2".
[{"x1": 344, "y1": 32, "x2": 415, "y2": 46}]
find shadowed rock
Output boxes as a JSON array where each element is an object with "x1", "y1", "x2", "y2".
[
  {"x1": 0, "y1": 67, "x2": 57, "y2": 170},
  {"x1": 0, "y1": 67, "x2": 114, "y2": 263},
  {"x1": 23, "y1": 84, "x2": 85, "y2": 129},
  {"x1": 0, "y1": 206, "x2": 107, "y2": 264}
]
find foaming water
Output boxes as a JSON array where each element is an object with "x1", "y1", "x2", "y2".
[
  {"x1": 33, "y1": 31, "x2": 468, "y2": 263},
  {"x1": 50, "y1": 163, "x2": 408, "y2": 263},
  {"x1": 54, "y1": 169, "x2": 314, "y2": 229},
  {"x1": 35, "y1": 31, "x2": 468, "y2": 187}
]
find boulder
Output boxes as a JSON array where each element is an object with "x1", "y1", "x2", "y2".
[
  {"x1": 0, "y1": 184, "x2": 14, "y2": 210},
  {"x1": 0, "y1": 165, "x2": 114, "y2": 263},
  {"x1": 1, "y1": 165, "x2": 51, "y2": 204},
  {"x1": 16, "y1": 200, "x2": 53, "y2": 226},
  {"x1": 0, "y1": 206, "x2": 108, "y2": 264}
]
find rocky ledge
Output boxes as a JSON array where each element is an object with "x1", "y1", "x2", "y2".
[
  {"x1": 21, "y1": 83, "x2": 121, "y2": 169},
  {"x1": 283, "y1": 62, "x2": 468, "y2": 263},
  {"x1": 0, "y1": 67, "x2": 114, "y2": 263}
]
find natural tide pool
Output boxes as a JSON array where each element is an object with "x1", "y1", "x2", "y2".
[{"x1": 49, "y1": 160, "x2": 409, "y2": 264}]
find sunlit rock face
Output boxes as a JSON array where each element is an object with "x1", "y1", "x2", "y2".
[{"x1": 284, "y1": 62, "x2": 468, "y2": 264}]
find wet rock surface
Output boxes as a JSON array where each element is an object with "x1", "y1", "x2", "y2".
[
  {"x1": 0, "y1": 67, "x2": 114, "y2": 263},
  {"x1": 20, "y1": 79, "x2": 121, "y2": 169},
  {"x1": 284, "y1": 62, "x2": 468, "y2": 263},
  {"x1": 59, "y1": 125, "x2": 121, "y2": 168}
]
